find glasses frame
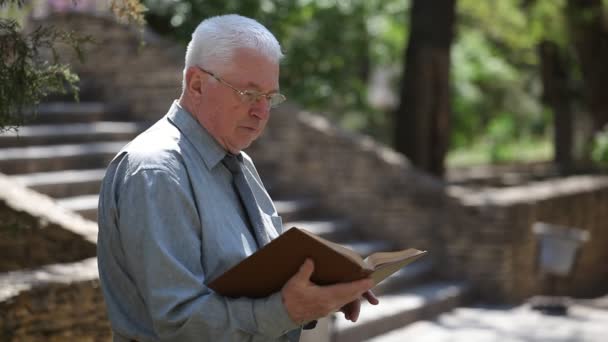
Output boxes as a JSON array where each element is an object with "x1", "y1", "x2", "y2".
[{"x1": 197, "y1": 67, "x2": 286, "y2": 108}]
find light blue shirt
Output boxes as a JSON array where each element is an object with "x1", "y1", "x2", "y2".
[{"x1": 97, "y1": 101, "x2": 301, "y2": 341}]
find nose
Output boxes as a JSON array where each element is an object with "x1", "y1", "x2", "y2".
[{"x1": 249, "y1": 96, "x2": 271, "y2": 120}]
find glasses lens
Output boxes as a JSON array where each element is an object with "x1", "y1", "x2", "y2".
[
  {"x1": 269, "y1": 94, "x2": 286, "y2": 108},
  {"x1": 241, "y1": 92, "x2": 260, "y2": 104},
  {"x1": 241, "y1": 91, "x2": 286, "y2": 108}
]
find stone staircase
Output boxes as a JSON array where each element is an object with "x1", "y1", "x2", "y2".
[{"x1": 0, "y1": 100, "x2": 470, "y2": 341}]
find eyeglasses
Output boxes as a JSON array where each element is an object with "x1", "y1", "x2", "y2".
[{"x1": 197, "y1": 67, "x2": 286, "y2": 108}]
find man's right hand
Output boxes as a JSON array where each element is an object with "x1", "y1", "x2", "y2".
[{"x1": 281, "y1": 258, "x2": 374, "y2": 325}]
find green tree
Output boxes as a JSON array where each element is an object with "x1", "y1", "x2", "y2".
[
  {"x1": 567, "y1": 0, "x2": 608, "y2": 133},
  {"x1": 143, "y1": 0, "x2": 394, "y2": 136},
  {"x1": 0, "y1": 0, "x2": 146, "y2": 132},
  {"x1": 0, "y1": 1, "x2": 81, "y2": 132},
  {"x1": 393, "y1": 0, "x2": 456, "y2": 177}
]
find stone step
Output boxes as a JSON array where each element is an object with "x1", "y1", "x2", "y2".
[
  {"x1": 372, "y1": 258, "x2": 435, "y2": 296},
  {"x1": 273, "y1": 198, "x2": 320, "y2": 222},
  {"x1": 55, "y1": 194, "x2": 342, "y2": 226},
  {"x1": 283, "y1": 219, "x2": 355, "y2": 242},
  {"x1": 0, "y1": 141, "x2": 127, "y2": 174},
  {"x1": 15, "y1": 174, "x2": 324, "y2": 212},
  {"x1": 332, "y1": 281, "x2": 470, "y2": 342},
  {"x1": 57, "y1": 195, "x2": 387, "y2": 260},
  {"x1": 24, "y1": 102, "x2": 126, "y2": 124},
  {"x1": 56, "y1": 195, "x2": 99, "y2": 222},
  {"x1": 54, "y1": 194, "x2": 394, "y2": 265},
  {"x1": 11, "y1": 169, "x2": 107, "y2": 198},
  {"x1": 0, "y1": 257, "x2": 99, "y2": 303},
  {"x1": 342, "y1": 240, "x2": 395, "y2": 259},
  {"x1": 0, "y1": 122, "x2": 147, "y2": 147},
  {"x1": 366, "y1": 299, "x2": 608, "y2": 342}
]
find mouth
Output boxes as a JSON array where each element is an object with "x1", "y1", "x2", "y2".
[{"x1": 240, "y1": 126, "x2": 259, "y2": 133}]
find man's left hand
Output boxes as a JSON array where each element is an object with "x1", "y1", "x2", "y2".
[{"x1": 339, "y1": 290, "x2": 379, "y2": 322}]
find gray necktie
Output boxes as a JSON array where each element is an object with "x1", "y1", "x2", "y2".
[
  {"x1": 222, "y1": 153, "x2": 271, "y2": 247},
  {"x1": 223, "y1": 154, "x2": 317, "y2": 333}
]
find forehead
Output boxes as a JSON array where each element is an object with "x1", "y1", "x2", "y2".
[{"x1": 222, "y1": 48, "x2": 279, "y2": 91}]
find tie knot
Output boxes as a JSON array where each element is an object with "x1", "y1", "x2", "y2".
[{"x1": 222, "y1": 154, "x2": 242, "y2": 175}]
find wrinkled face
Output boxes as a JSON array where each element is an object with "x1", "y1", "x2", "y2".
[{"x1": 187, "y1": 48, "x2": 280, "y2": 154}]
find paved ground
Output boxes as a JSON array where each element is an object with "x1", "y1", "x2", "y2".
[{"x1": 369, "y1": 296, "x2": 608, "y2": 342}]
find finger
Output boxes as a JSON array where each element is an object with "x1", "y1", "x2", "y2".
[
  {"x1": 363, "y1": 290, "x2": 379, "y2": 305},
  {"x1": 339, "y1": 305, "x2": 350, "y2": 321},
  {"x1": 339, "y1": 301, "x2": 355, "y2": 321},
  {"x1": 294, "y1": 258, "x2": 314, "y2": 282},
  {"x1": 350, "y1": 299, "x2": 361, "y2": 322},
  {"x1": 325, "y1": 278, "x2": 374, "y2": 302}
]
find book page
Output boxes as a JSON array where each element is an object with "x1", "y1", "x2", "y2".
[
  {"x1": 364, "y1": 249, "x2": 425, "y2": 269},
  {"x1": 369, "y1": 251, "x2": 427, "y2": 285}
]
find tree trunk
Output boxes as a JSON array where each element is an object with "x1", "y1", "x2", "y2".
[
  {"x1": 566, "y1": 0, "x2": 608, "y2": 132},
  {"x1": 393, "y1": 0, "x2": 456, "y2": 178},
  {"x1": 538, "y1": 40, "x2": 574, "y2": 174}
]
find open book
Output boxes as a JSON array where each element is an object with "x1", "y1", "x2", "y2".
[{"x1": 207, "y1": 227, "x2": 427, "y2": 298}]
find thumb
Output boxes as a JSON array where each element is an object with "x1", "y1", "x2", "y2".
[{"x1": 295, "y1": 258, "x2": 314, "y2": 282}]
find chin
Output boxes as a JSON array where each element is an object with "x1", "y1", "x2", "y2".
[
  {"x1": 229, "y1": 142, "x2": 251, "y2": 154},
  {"x1": 239, "y1": 142, "x2": 253, "y2": 151}
]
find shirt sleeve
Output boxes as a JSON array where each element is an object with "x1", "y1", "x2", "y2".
[{"x1": 116, "y1": 166, "x2": 299, "y2": 340}]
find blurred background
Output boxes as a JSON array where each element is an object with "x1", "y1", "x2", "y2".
[
  {"x1": 1, "y1": 1, "x2": 607, "y2": 341},
  {"x1": 144, "y1": 0, "x2": 608, "y2": 176},
  {"x1": 3, "y1": 0, "x2": 608, "y2": 175}
]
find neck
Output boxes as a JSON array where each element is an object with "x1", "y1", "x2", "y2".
[{"x1": 178, "y1": 95, "x2": 195, "y2": 117}]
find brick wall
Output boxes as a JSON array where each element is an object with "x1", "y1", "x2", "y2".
[
  {"x1": 250, "y1": 105, "x2": 608, "y2": 303},
  {"x1": 444, "y1": 176, "x2": 608, "y2": 302},
  {"x1": 0, "y1": 176, "x2": 105, "y2": 341},
  {"x1": 0, "y1": 278, "x2": 110, "y2": 341},
  {"x1": 34, "y1": 13, "x2": 183, "y2": 122},
  {"x1": 249, "y1": 106, "x2": 448, "y2": 254},
  {"x1": 0, "y1": 175, "x2": 97, "y2": 272}
]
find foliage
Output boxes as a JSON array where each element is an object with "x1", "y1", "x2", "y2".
[
  {"x1": 110, "y1": 0, "x2": 148, "y2": 26},
  {"x1": 591, "y1": 125, "x2": 608, "y2": 166},
  {"x1": 0, "y1": 0, "x2": 146, "y2": 132},
  {"x1": 2, "y1": 0, "x2": 599, "y2": 167},
  {"x1": 142, "y1": 0, "x2": 575, "y2": 164},
  {"x1": 0, "y1": 0, "x2": 25, "y2": 7},
  {"x1": 451, "y1": 1, "x2": 566, "y2": 149},
  {"x1": 0, "y1": 18, "x2": 83, "y2": 132},
  {"x1": 143, "y1": 0, "x2": 410, "y2": 140},
  {"x1": 447, "y1": 135, "x2": 552, "y2": 167}
]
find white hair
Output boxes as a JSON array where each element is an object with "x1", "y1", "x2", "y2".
[{"x1": 182, "y1": 14, "x2": 283, "y2": 90}]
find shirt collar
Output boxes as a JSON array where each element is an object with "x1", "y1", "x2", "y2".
[{"x1": 167, "y1": 100, "x2": 227, "y2": 170}]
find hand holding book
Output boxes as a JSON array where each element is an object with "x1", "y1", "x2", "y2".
[
  {"x1": 281, "y1": 258, "x2": 377, "y2": 324},
  {"x1": 208, "y1": 227, "x2": 427, "y2": 298}
]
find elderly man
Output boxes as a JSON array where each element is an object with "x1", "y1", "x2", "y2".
[{"x1": 97, "y1": 14, "x2": 377, "y2": 342}]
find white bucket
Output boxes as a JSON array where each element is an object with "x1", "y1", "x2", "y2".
[{"x1": 532, "y1": 222, "x2": 590, "y2": 276}]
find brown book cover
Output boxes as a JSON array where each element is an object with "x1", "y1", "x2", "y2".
[{"x1": 207, "y1": 227, "x2": 427, "y2": 298}]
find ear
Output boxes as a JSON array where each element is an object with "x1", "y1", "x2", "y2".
[{"x1": 185, "y1": 66, "x2": 205, "y2": 97}]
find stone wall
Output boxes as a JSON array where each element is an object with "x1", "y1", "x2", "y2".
[
  {"x1": 0, "y1": 174, "x2": 97, "y2": 272},
  {"x1": 34, "y1": 13, "x2": 183, "y2": 122},
  {"x1": 0, "y1": 176, "x2": 106, "y2": 341},
  {"x1": 249, "y1": 106, "x2": 448, "y2": 254},
  {"x1": 0, "y1": 277, "x2": 109, "y2": 341},
  {"x1": 441, "y1": 176, "x2": 608, "y2": 302},
  {"x1": 250, "y1": 105, "x2": 608, "y2": 303}
]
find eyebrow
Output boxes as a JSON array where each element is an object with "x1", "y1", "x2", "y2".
[{"x1": 246, "y1": 81, "x2": 279, "y2": 94}]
